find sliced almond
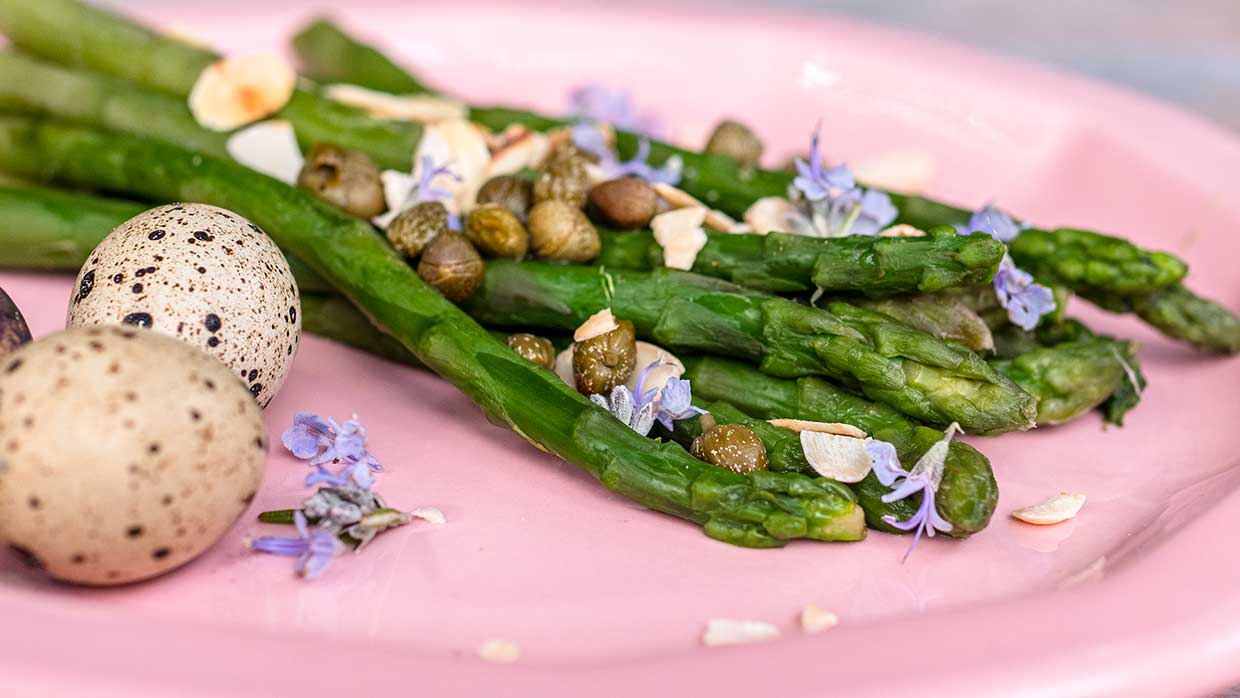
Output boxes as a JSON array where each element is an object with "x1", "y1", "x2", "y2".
[
  {"x1": 574, "y1": 308, "x2": 619, "y2": 343},
  {"x1": 627, "y1": 343, "x2": 685, "y2": 398},
  {"x1": 743, "y1": 196, "x2": 799, "y2": 235},
  {"x1": 800, "y1": 605, "x2": 839, "y2": 634},
  {"x1": 324, "y1": 84, "x2": 467, "y2": 123},
  {"x1": 484, "y1": 130, "x2": 550, "y2": 180},
  {"x1": 854, "y1": 150, "x2": 936, "y2": 194},
  {"x1": 553, "y1": 346, "x2": 575, "y2": 387},
  {"x1": 768, "y1": 419, "x2": 866, "y2": 438},
  {"x1": 409, "y1": 507, "x2": 446, "y2": 525},
  {"x1": 225, "y1": 119, "x2": 304, "y2": 184},
  {"x1": 651, "y1": 207, "x2": 709, "y2": 271},
  {"x1": 652, "y1": 183, "x2": 736, "y2": 232},
  {"x1": 1011, "y1": 493, "x2": 1086, "y2": 525},
  {"x1": 701, "y1": 619, "x2": 780, "y2": 647},
  {"x1": 412, "y1": 118, "x2": 491, "y2": 214},
  {"x1": 372, "y1": 169, "x2": 420, "y2": 229},
  {"x1": 478, "y1": 639, "x2": 521, "y2": 663},
  {"x1": 188, "y1": 53, "x2": 296, "y2": 132},
  {"x1": 879, "y1": 224, "x2": 928, "y2": 238},
  {"x1": 800, "y1": 431, "x2": 872, "y2": 483}
]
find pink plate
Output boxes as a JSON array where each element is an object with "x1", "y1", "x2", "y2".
[{"x1": 3, "y1": 1, "x2": 1240, "y2": 696}]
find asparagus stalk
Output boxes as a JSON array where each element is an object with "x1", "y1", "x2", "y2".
[
  {"x1": 0, "y1": 0, "x2": 422, "y2": 171},
  {"x1": 681, "y1": 355, "x2": 997, "y2": 536},
  {"x1": 0, "y1": 115, "x2": 873, "y2": 547},
  {"x1": 852, "y1": 294, "x2": 994, "y2": 351},
  {"x1": 596, "y1": 226, "x2": 1005, "y2": 296},
  {"x1": 1085, "y1": 285, "x2": 1240, "y2": 354},
  {"x1": 466, "y1": 260, "x2": 1037, "y2": 434},
  {"x1": 292, "y1": 19, "x2": 433, "y2": 96},
  {"x1": 990, "y1": 338, "x2": 1132, "y2": 425}
]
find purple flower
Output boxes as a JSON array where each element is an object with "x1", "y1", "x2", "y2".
[
  {"x1": 961, "y1": 203, "x2": 1023, "y2": 243},
  {"x1": 304, "y1": 459, "x2": 377, "y2": 490},
  {"x1": 844, "y1": 189, "x2": 899, "y2": 237},
  {"x1": 282, "y1": 412, "x2": 333, "y2": 461},
  {"x1": 571, "y1": 121, "x2": 612, "y2": 161},
  {"x1": 793, "y1": 124, "x2": 857, "y2": 203},
  {"x1": 654, "y1": 377, "x2": 705, "y2": 431},
  {"x1": 283, "y1": 413, "x2": 384, "y2": 488},
  {"x1": 993, "y1": 255, "x2": 1056, "y2": 331},
  {"x1": 571, "y1": 123, "x2": 681, "y2": 186},
  {"x1": 249, "y1": 511, "x2": 343, "y2": 579},
  {"x1": 590, "y1": 384, "x2": 655, "y2": 436},
  {"x1": 567, "y1": 83, "x2": 663, "y2": 137},
  {"x1": 413, "y1": 155, "x2": 462, "y2": 230},
  {"x1": 874, "y1": 424, "x2": 959, "y2": 562}
]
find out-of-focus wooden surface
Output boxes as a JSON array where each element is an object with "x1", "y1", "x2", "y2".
[{"x1": 738, "y1": 0, "x2": 1240, "y2": 133}]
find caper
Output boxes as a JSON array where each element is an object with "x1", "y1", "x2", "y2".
[
  {"x1": 465, "y1": 203, "x2": 529, "y2": 259},
  {"x1": 527, "y1": 200, "x2": 600, "y2": 262},
  {"x1": 476, "y1": 175, "x2": 534, "y2": 222},
  {"x1": 588, "y1": 177, "x2": 659, "y2": 229},
  {"x1": 387, "y1": 200, "x2": 449, "y2": 258},
  {"x1": 297, "y1": 143, "x2": 386, "y2": 218},
  {"x1": 572, "y1": 320, "x2": 636, "y2": 395},
  {"x1": 704, "y1": 120, "x2": 764, "y2": 169},
  {"x1": 506, "y1": 333, "x2": 556, "y2": 369},
  {"x1": 416, "y1": 231, "x2": 484, "y2": 304},
  {"x1": 534, "y1": 149, "x2": 590, "y2": 208},
  {"x1": 691, "y1": 423, "x2": 768, "y2": 474}
]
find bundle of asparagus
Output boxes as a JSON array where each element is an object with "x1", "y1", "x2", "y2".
[{"x1": 0, "y1": 0, "x2": 1228, "y2": 556}]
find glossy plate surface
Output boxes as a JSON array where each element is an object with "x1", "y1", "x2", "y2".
[{"x1": 2, "y1": 1, "x2": 1239, "y2": 696}]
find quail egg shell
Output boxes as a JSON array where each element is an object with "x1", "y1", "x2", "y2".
[
  {"x1": 0, "y1": 326, "x2": 268, "y2": 585},
  {"x1": 67, "y1": 203, "x2": 301, "y2": 407}
]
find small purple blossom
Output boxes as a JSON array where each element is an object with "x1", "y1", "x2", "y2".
[
  {"x1": 993, "y1": 255, "x2": 1057, "y2": 331},
  {"x1": 873, "y1": 424, "x2": 959, "y2": 562},
  {"x1": 283, "y1": 413, "x2": 384, "y2": 489},
  {"x1": 570, "y1": 121, "x2": 612, "y2": 161},
  {"x1": 590, "y1": 384, "x2": 655, "y2": 436},
  {"x1": 571, "y1": 123, "x2": 681, "y2": 186},
  {"x1": 567, "y1": 83, "x2": 663, "y2": 137},
  {"x1": 413, "y1": 155, "x2": 463, "y2": 230},
  {"x1": 631, "y1": 359, "x2": 706, "y2": 430},
  {"x1": 249, "y1": 511, "x2": 343, "y2": 579},
  {"x1": 960, "y1": 203, "x2": 1023, "y2": 243},
  {"x1": 791, "y1": 123, "x2": 897, "y2": 237},
  {"x1": 282, "y1": 412, "x2": 333, "y2": 461}
]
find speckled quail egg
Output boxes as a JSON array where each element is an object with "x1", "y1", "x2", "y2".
[
  {"x1": 0, "y1": 326, "x2": 268, "y2": 586},
  {"x1": 67, "y1": 204, "x2": 301, "y2": 407}
]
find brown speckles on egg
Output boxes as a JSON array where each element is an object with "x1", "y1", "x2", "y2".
[
  {"x1": 66, "y1": 204, "x2": 301, "y2": 408},
  {"x1": 0, "y1": 327, "x2": 266, "y2": 586}
]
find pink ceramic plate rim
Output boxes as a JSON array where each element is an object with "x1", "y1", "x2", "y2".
[{"x1": 4, "y1": 2, "x2": 1240, "y2": 697}]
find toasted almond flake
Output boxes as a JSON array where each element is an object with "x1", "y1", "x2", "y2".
[
  {"x1": 878, "y1": 224, "x2": 928, "y2": 238},
  {"x1": 800, "y1": 605, "x2": 839, "y2": 634},
  {"x1": 411, "y1": 119, "x2": 491, "y2": 213},
  {"x1": 323, "y1": 84, "x2": 467, "y2": 123},
  {"x1": 652, "y1": 183, "x2": 735, "y2": 232},
  {"x1": 627, "y1": 343, "x2": 685, "y2": 397},
  {"x1": 652, "y1": 207, "x2": 709, "y2": 271},
  {"x1": 574, "y1": 308, "x2": 619, "y2": 343},
  {"x1": 1012, "y1": 493, "x2": 1086, "y2": 525},
  {"x1": 188, "y1": 54, "x2": 296, "y2": 132},
  {"x1": 743, "y1": 196, "x2": 798, "y2": 235},
  {"x1": 485, "y1": 130, "x2": 550, "y2": 179},
  {"x1": 854, "y1": 150, "x2": 936, "y2": 194},
  {"x1": 478, "y1": 639, "x2": 521, "y2": 663},
  {"x1": 553, "y1": 346, "x2": 576, "y2": 387},
  {"x1": 702, "y1": 619, "x2": 780, "y2": 647},
  {"x1": 225, "y1": 119, "x2": 304, "y2": 184},
  {"x1": 768, "y1": 419, "x2": 867, "y2": 438},
  {"x1": 800, "y1": 431, "x2": 872, "y2": 483},
  {"x1": 409, "y1": 507, "x2": 446, "y2": 525},
  {"x1": 372, "y1": 169, "x2": 420, "y2": 229}
]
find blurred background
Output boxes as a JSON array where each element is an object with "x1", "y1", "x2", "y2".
[{"x1": 727, "y1": 0, "x2": 1240, "y2": 133}]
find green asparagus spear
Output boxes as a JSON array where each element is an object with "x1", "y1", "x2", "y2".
[
  {"x1": 680, "y1": 355, "x2": 997, "y2": 535},
  {"x1": 466, "y1": 260, "x2": 1036, "y2": 434},
  {"x1": 0, "y1": 115, "x2": 870, "y2": 547},
  {"x1": 292, "y1": 19, "x2": 433, "y2": 96},
  {"x1": 990, "y1": 338, "x2": 1132, "y2": 425},
  {"x1": 1085, "y1": 285, "x2": 1240, "y2": 354},
  {"x1": 852, "y1": 294, "x2": 994, "y2": 351},
  {"x1": 596, "y1": 226, "x2": 1005, "y2": 296},
  {"x1": 0, "y1": 0, "x2": 422, "y2": 171},
  {"x1": 1007, "y1": 227, "x2": 1187, "y2": 295}
]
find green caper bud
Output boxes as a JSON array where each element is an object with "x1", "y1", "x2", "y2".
[
  {"x1": 572, "y1": 320, "x2": 636, "y2": 395},
  {"x1": 527, "y1": 200, "x2": 600, "y2": 262},
  {"x1": 416, "y1": 231, "x2": 484, "y2": 304},
  {"x1": 587, "y1": 177, "x2": 659, "y2": 229},
  {"x1": 387, "y1": 200, "x2": 449, "y2": 258},
  {"x1": 691, "y1": 423, "x2": 769, "y2": 474},
  {"x1": 465, "y1": 203, "x2": 529, "y2": 259},
  {"x1": 534, "y1": 151, "x2": 590, "y2": 208},
  {"x1": 297, "y1": 143, "x2": 386, "y2": 218},
  {"x1": 704, "y1": 120, "x2": 764, "y2": 168},
  {"x1": 506, "y1": 333, "x2": 556, "y2": 369},
  {"x1": 476, "y1": 175, "x2": 534, "y2": 222}
]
